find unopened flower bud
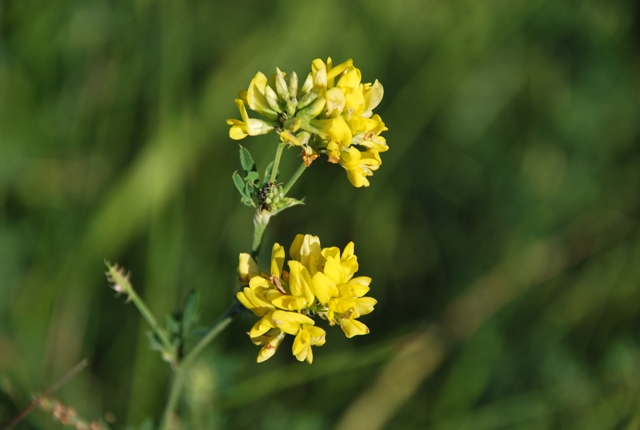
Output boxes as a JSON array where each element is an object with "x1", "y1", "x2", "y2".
[
  {"x1": 300, "y1": 73, "x2": 314, "y2": 94},
  {"x1": 283, "y1": 117, "x2": 301, "y2": 133},
  {"x1": 274, "y1": 68, "x2": 290, "y2": 101},
  {"x1": 297, "y1": 97, "x2": 326, "y2": 119},
  {"x1": 288, "y1": 71, "x2": 298, "y2": 100},
  {"x1": 265, "y1": 85, "x2": 282, "y2": 113},
  {"x1": 286, "y1": 99, "x2": 297, "y2": 116},
  {"x1": 296, "y1": 91, "x2": 318, "y2": 110}
]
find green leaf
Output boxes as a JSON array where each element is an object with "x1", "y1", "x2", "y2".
[
  {"x1": 264, "y1": 161, "x2": 275, "y2": 185},
  {"x1": 245, "y1": 182, "x2": 257, "y2": 199},
  {"x1": 146, "y1": 331, "x2": 163, "y2": 351},
  {"x1": 241, "y1": 195, "x2": 254, "y2": 207},
  {"x1": 232, "y1": 171, "x2": 246, "y2": 195},
  {"x1": 245, "y1": 171, "x2": 260, "y2": 185},
  {"x1": 239, "y1": 146, "x2": 256, "y2": 173},
  {"x1": 165, "y1": 313, "x2": 181, "y2": 336},
  {"x1": 182, "y1": 290, "x2": 199, "y2": 335}
]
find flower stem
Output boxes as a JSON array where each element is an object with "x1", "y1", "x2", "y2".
[
  {"x1": 283, "y1": 162, "x2": 307, "y2": 195},
  {"x1": 127, "y1": 287, "x2": 177, "y2": 366},
  {"x1": 270, "y1": 143, "x2": 286, "y2": 183},
  {"x1": 106, "y1": 263, "x2": 177, "y2": 366},
  {"x1": 160, "y1": 301, "x2": 242, "y2": 430}
]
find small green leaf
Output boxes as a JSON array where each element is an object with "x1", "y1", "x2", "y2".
[
  {"x1": 244, "y1": 182, "x2": 254, "y2": 196},
  {"x1": 146, "y1": 331, "x2": 163, "y2": 351},
  {"x1": 165, "y1": 313, "x2": 181, "y2": 336},
  {"x1": 241, "y1": 195, "x2": 254, "y2": 207},
  {"x1": 232, "y1": 171, "x2": 246, "y2": 195},
  {"x1": 239, "y1": 146, "x2": 256, "y2": 173},
  {"x1": 264, "y1": 161, "x2": 275, "y2": 185},
  {"x1": 182, "y1": 290, "x2": 199, "y2": 335},
  {"x1": 245, "y1": 171, "x2": 260, "y2": 185}
]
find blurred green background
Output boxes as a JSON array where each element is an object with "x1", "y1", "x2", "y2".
[{"x1": 2, "y1": 0, "x2": 640, "y2": 428}]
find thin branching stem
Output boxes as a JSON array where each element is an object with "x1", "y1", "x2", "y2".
[
  {"x1": 2, "y1": 359, "x2": 89, "y2": 429},
  {"x1": 127, "y1": 286, "x2": 177, "y2": 366},
  {"x1": 160, "y1": 301, "x2": 242, "y2": 430},
  {"x1": 270, "y1": 142, "x2": 286, "y2": 183},
  {"x1": 106, "y1": 263, "x2": 177, "y2": 366},
  {"x1": 283, "y1": 162, "x2": 307, "y2": 194}
]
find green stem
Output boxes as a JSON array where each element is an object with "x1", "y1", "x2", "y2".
[
  {"x1": 106, "y1": 263, "x2": 177, "y2": 365},
  {"x1": 282, "y1": 162, "x2": 307, "y2": 195},
  {"x1": 270, "y1": 143, "x2": 286, "y2": 183},
  {"x1": 128, "y1": 285, "x2": 177, "y2": 366},
  {"x1": 160, "y1": 301, "x2": 242, "y2": 430}
]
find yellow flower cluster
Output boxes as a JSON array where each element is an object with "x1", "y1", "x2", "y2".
[
  {"x1": 237, "y1": 234, "x2": 377, "y2": 363},
  {"x1": 227, "y1": 58, "x2": 389, "y2": 187}
]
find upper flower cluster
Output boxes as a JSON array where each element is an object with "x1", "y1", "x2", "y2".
[
  {"x1": 237, "y1": 234, "x2": 376, "y2": 363},
  {"x1": 227, "y1": 58, "x2": 389, "y2": 187}
]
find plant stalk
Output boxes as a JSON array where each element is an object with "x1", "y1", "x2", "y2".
[
  {"x1": 127, "y1": 287, "x2": 177, "y2": 366},
  {"x1": 160, "y1": 301, "x2": 241, "y2": 430},
  {"x1": 283, "y1": 162, "x2": 307, "y2": 195},
  {"x1": 270, "y1": 143, "x2": 286, "y2": 183}
]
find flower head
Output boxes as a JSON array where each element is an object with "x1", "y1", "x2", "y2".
[
  {"x1": 226, "y1": 99, "x2": 275, "y2": 140},
  {"x1": 227, "y1": 58, "x2": 389, "y2": 187},
  {"x1": 237, "y1": 234, "x2": 377, "y2": 363}
]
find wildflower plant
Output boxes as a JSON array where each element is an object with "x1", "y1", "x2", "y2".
[{"x1": 99, "y1": 57, "x2": 387, "y2": 429}]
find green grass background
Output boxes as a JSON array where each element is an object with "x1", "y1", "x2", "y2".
[{"x1": 2, "y1": 0, "x2": 640, "y2": 428}]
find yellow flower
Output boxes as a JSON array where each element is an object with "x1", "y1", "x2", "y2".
[
  {"x1": 245, "y1": 72, "x2": 280, "y2": 120},
  {"x1": 311, "y1": 242, "x2": 378, "y2": 337},
  {"x1": 324, "y1": 87, "x2": 346, "y2": 117},
  {"x1": 310, "y1": 271, "x2": 339, "y2": 306},
  {"x1": 270, "y1": 242, "x2": 285, "y2": 279},
  {"x1": 271, "y1": 310, "x2": 314, "y2": 335},
  {"x1": 289, "y1": 233, "x2": 323, "y2": 275},
  {"x1": 327, "y1": 281, "x2": 376, "y2": 321},
  {"x1": 362, "y1": 80, "x2": 384, "y2": 118},
  {"x1": 293, "y1": 325, "x2": 326, "y2": 363},
  {"x1": 287, "y1": 260, "x2": 316, "y2": 306},
  {"x1": 236, "y1": 282, "x2": 274, "y2": 317},
  {"x1": 337, "y1": 316, "x2": 370, "y2": 338},
  {"x1": 339, "y1": 147, "x2": 382, "y2": 188},
  {"x1": 252, "y1": 330, "x2": 285, "y2": 363},
  {"x1": 350, "y1": 114, "x2": 389, "y2": 153},
  {"x1": 336, "y1": 66, "x2": 362, "y2": 93},
  {"x1": 321, "y1": 241, "x2": 359, "y2": 284},
  {"x1": 238, "y1": 253, "x2": 259, "y2": 284},
  {"x1": 308, "y1": 116, "x2": 352, "y2": 148},
  {"x1": 248, "y1": 311, "x2": 279, "y2": 338},
  {"x1": 226, "y1": 99, "x2": 275, "y2": 140},
  {"x1": 312, "y1": 57, "x2": 354, "y2": 90},
  {"x1": 229, "y1": 58, "x2": 389, "y2": 187},
  {"x1": 237, "y1": 234, "x2": 376, "y2": 363}
]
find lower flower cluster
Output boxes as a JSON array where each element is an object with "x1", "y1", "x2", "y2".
[{"x1": 237, "y1": 234, "x2": 377, "y2": 363}]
